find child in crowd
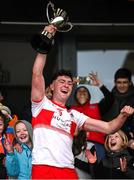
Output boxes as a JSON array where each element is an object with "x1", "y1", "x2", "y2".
[
  {"x1": 88, "y1": 130, "x2": 134, "y2": 179},
  {"x1": 4, "y1": 120, "x2": 33, "y2": 179}
]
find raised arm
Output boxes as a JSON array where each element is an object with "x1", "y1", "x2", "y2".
[
  {"x1": 31, "y1": 53, "x2": 47, "y2": 102},
  {"x1": 83, "y1": 105, "x2": 134, "y2": 134},
  {"x1": 89, "y1": 71, "x2": 114, "y2": 115},
  {"x1": 31, "y1": 25, "x2": 57, "y2": 102}
]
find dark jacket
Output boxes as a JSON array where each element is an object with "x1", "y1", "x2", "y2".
[
  {"x1": 95, "y1": 149, "x2": 134, "y2": 179},
  {"x1": 99, "y1": 85, "x2": 134, "y2": 133},
  {"x1": 0, "y1": 153, "x2": 7, "y2": 179}
]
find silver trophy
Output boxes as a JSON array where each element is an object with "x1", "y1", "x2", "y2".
[{"x1": 31, "y1": 1, "x2": 73, "y2": 54}]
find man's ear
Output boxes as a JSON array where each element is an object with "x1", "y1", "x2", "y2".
[{"x1": 50, "y1": 83, "x2": 54, "y2": 91}]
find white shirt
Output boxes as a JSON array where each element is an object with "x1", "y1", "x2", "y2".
[{"x1": 31, "y1": 96, "x2": 88, "y2": 168}]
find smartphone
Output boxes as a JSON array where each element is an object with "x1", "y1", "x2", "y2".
[{"x1": 77, "y1": 76, "x2": 91, "y2": 85}]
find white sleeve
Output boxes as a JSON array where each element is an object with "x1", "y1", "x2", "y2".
[
  {"x1": 70, "y1": 109, "x2": 89, "y2": 129},
  {"x1": 31, "y1": 95, "x2": 47, "y2": 117}
]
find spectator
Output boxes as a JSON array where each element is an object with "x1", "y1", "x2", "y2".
[
  {"x1": 89, "y1": 68, "x2": 134, "y2": 136},
  {"x1": 71, "y1": 86, "x2": 105, "y2": 179},
  {"x1": 0, "y1": 103, "x2": 18, "y2": 144},
  {"x1": 4, "y1": 120, "x2": 33, "y2": 179},
  {"x1": 91, "y1": 130, "x2": 134, "y2": 179}
]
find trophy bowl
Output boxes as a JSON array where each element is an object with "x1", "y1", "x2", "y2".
[{"x1": 31, "y1": 1, "x2": 73, "y2": 54}]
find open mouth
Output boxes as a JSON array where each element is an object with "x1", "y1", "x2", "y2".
[
  {"x1": 61, "y1": 90, "x2": 68, "y2": 94},
  {"x1": 110, "y1": 141, "x2": 117, "y2": 147},
  {"x1": 111, "y1": 142, "x2": 116, "y2": 146},
  {"x1": 19, "y1": 135, "x2": 27, "y2": 141}
]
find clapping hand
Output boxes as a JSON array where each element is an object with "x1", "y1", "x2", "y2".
[
  {"x1": 120, "y1": 157, "x2": 127, "y2": 172},
  {"x1": 4, "y1": 138, "x2": 13, "y2": 153},
  {"x1": 85, "y1": 149, "x2": 97, "y2": 164}
]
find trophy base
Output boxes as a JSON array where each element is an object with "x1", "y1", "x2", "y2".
[{"x1": 31, "y1": 34, "x2": 53, "y2": 54}]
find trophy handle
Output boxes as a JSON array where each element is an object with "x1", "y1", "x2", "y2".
[
  {"x1": 57, "y1": 22, "x2": 73, "y2": 32},
  {"x1": 46, "y1": 1, "x2": 55, "y2": 24},
  {"x1": 46, "y1": 1, "x2": 73, "y2": 32}
]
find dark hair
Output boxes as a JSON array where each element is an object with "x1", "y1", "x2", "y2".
[
  {"x1": 72, "y1": 130, "x2": 87, "y2": 156},
  {"x1": 74, "y1": 86, "x2": 91, "y2": 102},
  {"x1": 0, "y1": 111, "x2": 8, "y2": 135},
  {"x1": 51, "y1": 69, "x2": 73, "y2": 83},
  {"x1": 114, "y1": 68, "x2": 132, "y2": 82}
]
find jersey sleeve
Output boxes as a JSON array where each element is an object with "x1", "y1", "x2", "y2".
[
  {"x1": 71, "y1": 109, "x2": 89, "y2": 129},
  {"x1": 31, "y1": 95, "x2": 47, "y2": 117}
]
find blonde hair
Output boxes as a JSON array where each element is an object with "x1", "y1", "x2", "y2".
[{"x1": 104, "y1": 130, "x2": 128, "y2": 152}]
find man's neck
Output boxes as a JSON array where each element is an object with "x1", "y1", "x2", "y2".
[{"x1": 52, "y1": 98, "x2": 66, "y2": 108}]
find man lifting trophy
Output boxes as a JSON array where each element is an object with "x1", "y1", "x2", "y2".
[{"x1": 31, "y1": 1, "x2": 73, "y2": 54}]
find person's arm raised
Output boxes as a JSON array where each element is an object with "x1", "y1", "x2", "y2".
[
  {"x1": 83, "y1": 105, "x2": 134, "y2": 134},
  {"x1": 31, "y1": 53, "x2": 47, "y2": 102},
  {"x1": 31, "y1": 25, "x2": 57, "y2": 102}
]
